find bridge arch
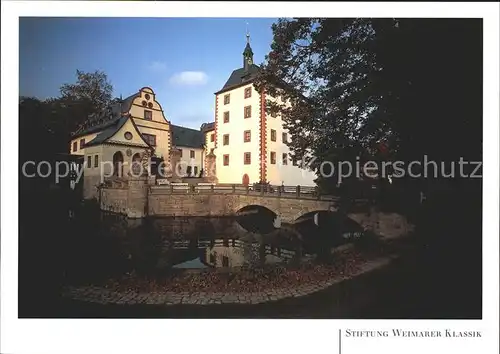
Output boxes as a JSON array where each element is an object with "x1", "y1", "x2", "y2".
[
  {"x1": 294, "y1": 210, "x2": 365, "y2": 245},
  {"x1": 235, "y1": 205, "x2": 278, "y2": 234}
]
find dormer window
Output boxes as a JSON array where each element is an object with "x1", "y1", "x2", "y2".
[{"x1": 144, "y1": 110, "x2": 152, "y2": 120}]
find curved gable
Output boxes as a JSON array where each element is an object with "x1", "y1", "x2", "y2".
[{"x1": 127, "y1": 87, "x2": 170, "y2": 124}]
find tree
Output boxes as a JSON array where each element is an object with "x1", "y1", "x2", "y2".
[
  {"x1": 59, "y1": 69, "x2": 114, "y2": 131},
  {"x1": 253, "y1": 18, "x2": 482, "y2": 193}
]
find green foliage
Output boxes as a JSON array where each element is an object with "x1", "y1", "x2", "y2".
[
  {"x1": 19, "y1": 70, "x2": 115, "y2": 161},
  {"x1": 253, "y1": 18, "x2": 482, "y2": 189}
]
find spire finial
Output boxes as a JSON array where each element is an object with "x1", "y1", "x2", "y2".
[{"x1": 246, "y1": 21, "x2": 250, "y2": 43}]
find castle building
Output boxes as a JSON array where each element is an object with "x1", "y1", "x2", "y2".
[
  {"x1": 211, "y1": 33, "x2": 317, "y2": 186},
  {"x1": 70, "y1": 87, "x2": 204, "y2": 199},
  {"x1": 69, "y1": 34, "x2": 317, "y2": 200}
]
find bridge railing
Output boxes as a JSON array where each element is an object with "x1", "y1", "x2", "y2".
[{"x1": 150, "y1": 183, "x2": 338, "y2": 201}]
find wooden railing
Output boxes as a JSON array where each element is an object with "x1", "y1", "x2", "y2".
[{"x1": 149, "y1": 182, "x2": 338, "y2": 201}]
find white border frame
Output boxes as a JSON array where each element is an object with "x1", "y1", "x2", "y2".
[{"x1": 2, "y1": 2, "x2": 499, "y2": 354}]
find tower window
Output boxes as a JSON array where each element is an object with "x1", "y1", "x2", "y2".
[
  {"x1": 223, "y1": 154, "x2": 229, "y2": 166},
  {"x1": 244, "y1": 106, "x2": 252, "y2": 118},
  {"x1": 244, "y1": 87, "x2": 252, "y2": 99},
  {"x1": 243, "y1": 130, "x2": 251, "y2": 142},
  {"x1": 244, "y1": 152, "x2": 251, "y2": 165},
  {"x1": 79, "y1": 139, "x2": 85, "y2": 149},
  {"x1": 144, "y1": 110, "x2": 152, "y2": 120},
  {"x1": 224, "y1": 94, "x2": 230, "y2": 105},
  {"x1": 94, "y1": 155, "x2": 99, "y2": 168},
  {"x1": 282, "y1": 153, "x2": 288, "y2": 165},
  {"x1": 210, "y1": 133, "x2": 215, "y2": 142},
  {"x1": 282, "y1": 132, "x2": 288, "y2": 143},
  {"x1": 223, "y1": 111, "x2": 230, "y2": 123},
  {"x1": 270, "y1": 129, "x2": 276, "y2": 142},
  {"x1": 223, "y1": 134, "x2": 229, "y2": 146},
  {"x1": 87, "y1": 156, "x2": 92, "y2": 168},
  {"x1": 270, "y1": 152, "x2": 276, "y2": 165},
  {"x1": 72, "y1": 141, "x2": 77, "y2": 152}
]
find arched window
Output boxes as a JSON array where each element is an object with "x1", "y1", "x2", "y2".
[{"x1": 113, "y1": 151, "x2": 124, "y2": 177}]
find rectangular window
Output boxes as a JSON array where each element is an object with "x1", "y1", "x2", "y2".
[
  {"x1": 210, "y1": 133, "x2": 215, "y2": 142},
  {"x1": 270, "y1": 129, "x2": 276, "y2": 142},
  {"x1": 270, "y1": 151, "x2": 276, "y2": 165},
  {"x1": 142, "y1": 133, "x2": 156, "y2": 146},
  {"x1": 79, "y1": 139, "x2": 85, "y2": 149},
  {"x1": 223, "y1": 154, "x2": 229, "y2": 166},
  {"x1": 179, "y1": 149, "x2": 183, "y2": 158},
  {"x1": 144, "y1": 110, "x2": 152, "y2": 120},
  {"x1": 244, "y1": 105, "x2": 252, "y2": 118},
  {"x1": 87, "y1": 156, "x2": 92, "y2": 168},
  {"x1": 271, "y1": 110, "x2": 277, "y2": 118},
  {"x1": 244, "y1": 152, "x2": 251, "y2": 165},
  {"x1": 223, "y1": 111, "x2": 230, "y2": 123},
  {"x1": 72, "y1": 141, "x2": 77, "y2": 152},
  {"x1": 222, "y1": 256, "x2": 229, "y2": 267},
  {"x1": 194, "y1": 166, "x2": 199, "y2": 176},
  {"x1": 224, "y1": 94, "x2": 230, "y2": 105},
  {"x1": 282, "y1": 132, "x2": 288, "y2": 143},
  {"x1": 94, "y1": 155, "x2": 99, "y2": 168},
  {"x1": 282, "y1": 153, "x2": 288, "y2": 165},
  {"x1": 244, "y1": 87, "x2": 252, "y2": 99},
  {"x1": 223, "y1": 134, "x2": 229, "y2": 146},
  {"x1": 243, "y1": 130, "x2": 251, "y2": 143},
  {"x1": 190, "y1": 150, "x2": 195, "y2": 158}
]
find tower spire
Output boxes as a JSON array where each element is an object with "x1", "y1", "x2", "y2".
[
  {"x1": 246, "y1": 21, "x2": 250, "y2": 43},
  {"x1": 243, "y1": 22, "x2": 254, "y2": 71}
]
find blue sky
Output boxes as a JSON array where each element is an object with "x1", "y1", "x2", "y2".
[{"x1": 19, "y1": 17, "x2": 278, "y2": 129}]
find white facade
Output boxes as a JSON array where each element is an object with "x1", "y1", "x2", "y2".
[
  {"x1": 266, "y1": 95, "x2": 317, "y2": 186},
  {"x1": 213, "y1": 84, "x2": 317, "y2": 187},
  {"x1": 214, "y1": 83, "x2": 261, "y2": 185},
  {"x1": 176, "y1": 146, "x2": 204, "y2": 177}
]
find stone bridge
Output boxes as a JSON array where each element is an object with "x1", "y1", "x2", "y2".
[
  {"x1": 99, "y1": 179, "x2": 414, "y2": 239},
  {"x1": 147, "y1": 192, "x2": 336, "y2": 223}
]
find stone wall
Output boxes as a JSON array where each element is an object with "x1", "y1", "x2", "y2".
[
  {"x1": 83, "y1": 175, "x2": 102, "y2": 200},
  {"x1": 100, "y1": 177, "x2": 149, "y2": 218},
  {"x1": 348, "y1": 211, "x2": 415, "y2": 240},
  {"x1": 100, "y1": 187, "x2": 128, "y2": 214}
]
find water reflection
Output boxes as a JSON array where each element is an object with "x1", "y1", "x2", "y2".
[{"x1": 65, "y1": 211, "x2": 363, "y2": 284}]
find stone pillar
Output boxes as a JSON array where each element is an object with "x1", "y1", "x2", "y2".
[
  {"x1": 205, "y1": 152, "x2": 218, "y2": 183},
  {"x1": 127, "y1": 176, "x2": 149, "y2": 218},
  {"x1": 168, "y1": 148, "x2": 182, "y2": 182}
]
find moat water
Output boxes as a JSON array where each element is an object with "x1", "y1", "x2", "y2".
[{"x1": 63, "y1": 208, "x2": 366, "y2": 284}]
